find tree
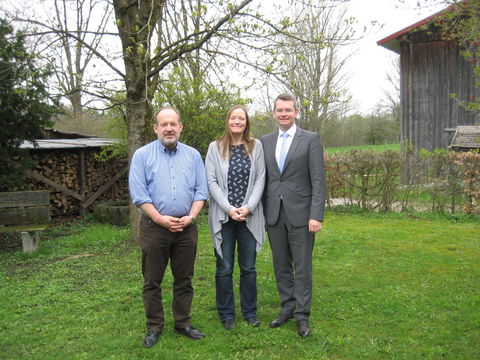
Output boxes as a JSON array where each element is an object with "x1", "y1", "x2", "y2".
[
  {"x1": 48, "y1": 0, "x2": 113, "y2": 129},
  {"x1": 0, "y1": 18, "x2": 58, "y2": 191},
  {"x1": 152, "y1": 0, "x2": 251, "y2": 156},
  {"x1": 8, "y1": 0, "x2": 115, "y2": 131},
  {"x1": 156, "y1": 65, "x2": 249, "y2": 157},
  {"x1": 364, "y1": 108, "x2": 400, "y2": 145},
  {"x1": 267, "y1": 0, "x2": 357, "y2": 134},
  {"x1": 379, "y1": 55, "x2": 401, "y2": 124}
]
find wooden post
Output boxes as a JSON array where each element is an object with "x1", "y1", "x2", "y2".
[
  {"x1": 21, "y1": 231, "x2": 39, "y2": 254},
  {"x1": 79, "y1": 150, "x2": 86, "y2": 216}
]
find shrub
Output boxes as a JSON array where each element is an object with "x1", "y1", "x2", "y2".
[
  {"x1": 325, "y1": 148, "x2": 480, "y2": 214},
  {"x1": 455, "y1": 151, "x2": 480, "y2": 214}
]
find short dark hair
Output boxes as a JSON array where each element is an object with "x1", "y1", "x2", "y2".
[
  {"x1": 273, "y1": 93, "x2": 298, "y2": 111},
  {"x1": 154, "y1": 106, "x2": 181, "y2": 124}
]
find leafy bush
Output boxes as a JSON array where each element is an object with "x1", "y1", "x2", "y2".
[
  {"x1": 325, "y1": 148, "x2": 480, "y2": 214},
  {"x1": 455, "y1": 151, "x2": 480, "y2": 214},
  {"x1": 325, "y1": 150, "x2": 400, "y2": 211}
]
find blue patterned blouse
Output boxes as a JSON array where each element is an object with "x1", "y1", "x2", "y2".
[{"x1": 227, "y1": 144, "x2": 251, "y2": 207}]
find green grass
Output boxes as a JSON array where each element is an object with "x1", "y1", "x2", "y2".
[
  {"x1": 326, "y1": 143, "x2": 400, "y2": 154},
  {"x1": 1, "y1": 212, "x2": 479, "y2": 360}
]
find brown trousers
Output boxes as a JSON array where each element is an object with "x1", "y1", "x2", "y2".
[{"x1": 139, "y1": 216, "x2": 198, "y2": 331}]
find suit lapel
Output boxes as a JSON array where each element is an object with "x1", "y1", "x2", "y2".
[
  {"x1": 283, "y1": 127, "x2": 302, "y2": 171},
  {"x1": 267, "y1": 132, "x2": 280, "y2": 174}
]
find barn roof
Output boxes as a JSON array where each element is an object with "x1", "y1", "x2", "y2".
[
  {"x1": 377, "y1": 2, "x2": 462, "y2": 53},
  {"x1": 20, "y1": 138, "x2": 118, "y2": 150},
  {"x1": 450, "y1": 126, "x2": 480, "y2": 150}
]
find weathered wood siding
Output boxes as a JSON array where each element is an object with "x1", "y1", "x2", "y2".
[
  {"x1": 400, "y1": 38, "x2": 480, "y2": 150},
  {"x1": 0, "y1": 190, "x2": 50, "y2": 227}
]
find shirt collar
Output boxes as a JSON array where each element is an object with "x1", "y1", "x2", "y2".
[
  {"x1": 157, "y1": 140, "x2": 180, "y2": 154},
  {"x1": 278, "y1": 123, "x2": 297, "y2": 138}
]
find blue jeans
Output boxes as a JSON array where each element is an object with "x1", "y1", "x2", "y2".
[{"x1": 215, "y1": 219, "x2": 257, "y2": 321}]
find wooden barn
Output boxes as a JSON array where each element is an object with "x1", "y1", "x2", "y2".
[{"x1": 378, "y1": 2, "x2": 480, "y2": 151}]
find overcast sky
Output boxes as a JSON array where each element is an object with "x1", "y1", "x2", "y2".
[{"x1": 347, "y1": 0, "x2": 446, "y2": 113}]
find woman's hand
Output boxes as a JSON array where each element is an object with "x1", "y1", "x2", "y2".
[
  {"x1": 228, "y1": 207, "x2": 241, "y2": 220},
  {"x1": 228, "y1": 207, "x2": 249, "y2": 221},
  {"x1": 236, "y1": 207, "x2": 250, "y2": 221}
]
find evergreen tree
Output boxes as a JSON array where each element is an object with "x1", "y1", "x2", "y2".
[{"x1": 0, "y1": 18, "x2": 58, "y2": 191}]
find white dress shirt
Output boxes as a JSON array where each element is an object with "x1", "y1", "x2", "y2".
[{"x1": 275, "y1": 124, "x2": 297, "y2": 167}]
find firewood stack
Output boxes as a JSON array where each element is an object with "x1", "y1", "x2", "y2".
[{"x1": 28, "y1": 149, "x2": 128, "y2": 216}]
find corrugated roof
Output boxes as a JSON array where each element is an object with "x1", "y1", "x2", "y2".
[
  {"x1": 20, "y1": 138, "x2": 119, "y2": 150},
  {"x1": 377, "y1": 2, "x2": 460, "y2": 53}
]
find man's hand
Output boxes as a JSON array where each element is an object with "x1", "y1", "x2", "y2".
[
  {"x1": 176, "y1": 215, "x2": 194, "y2": 229},
  {"x1": 156, "y1": 215, "x2": 184, "y2": 232},
  {"x1": 308, "y1": 219, "x2": 322, "y2": 233}
]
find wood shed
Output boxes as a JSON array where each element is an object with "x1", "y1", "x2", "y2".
[
  {"x1": 450, "y1": 125, "x2": 480, "y2": 150},
  {"x1": 377, "y1": 2, "x2": 480, "y2": 151},
  {"x1": 20, "y1": 130, "x2": 128, "y2": 216}
]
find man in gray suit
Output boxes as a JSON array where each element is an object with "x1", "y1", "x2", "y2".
[{"x1": 260, "y1": 93, "x2": 326, "y2": 338}]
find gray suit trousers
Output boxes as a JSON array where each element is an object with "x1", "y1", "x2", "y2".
[{"x1": 268, "y1": 203, "x2": 314, "y2": 321}]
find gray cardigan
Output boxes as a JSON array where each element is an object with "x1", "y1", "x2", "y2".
[{"x1": 205, "y1": 139, "x2": 266, "y2": 258}]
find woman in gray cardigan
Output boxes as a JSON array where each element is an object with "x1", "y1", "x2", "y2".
[{"x1": 205, "y1": 105, "x2": 266, "y2": 330}]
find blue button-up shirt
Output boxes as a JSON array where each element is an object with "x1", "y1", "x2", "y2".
[{"x1": 128, "y1": 140, "x2": 208, "y2": 217}]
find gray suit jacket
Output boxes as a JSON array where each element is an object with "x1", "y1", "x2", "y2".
[{"x1": 261, "y1": 126, "x2": 326, "y2": 227}]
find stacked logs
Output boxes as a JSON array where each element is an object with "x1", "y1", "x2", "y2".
[{"x1": 29, "y1": 149, "x2": 128, "y2": 216}]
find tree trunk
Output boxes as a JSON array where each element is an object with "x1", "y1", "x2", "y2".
[
  {"x1": 113, "y1": 0, "x2": 164, "y2": 243},
  {"x1": 127, "y1": 96, "x2": 150, "y2": 243},
  {"x1": 70, "y1": 91, "x2": 83, "y2": 132}
]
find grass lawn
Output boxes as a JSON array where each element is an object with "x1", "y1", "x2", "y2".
[
  {"x1": 325, "y1": 143, "x2": 400, "y2": 154},
  {"x1": 0, "y1": 211, "x2": 479, "y2": 360}
]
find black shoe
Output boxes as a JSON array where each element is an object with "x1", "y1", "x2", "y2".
[
  {"x1": 297, "y1": 320, "x2": 311, "y2": 338},
  {"x1": 222, "y1": 319, "x2": 235, "y2": 330},
  {"x1": 245, "y1": 316, "x2": 261, "y2": 327},
  {"x1": 174, "y1": 326, "x2": 206, "y2": 340},
  {"x1": 143, "y1": 330, "x2": 161, "y2": 348},
  {"x1": 269, "y1": 314, "x2": 293, "y2": 328}
]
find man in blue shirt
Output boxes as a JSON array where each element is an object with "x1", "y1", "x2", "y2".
[{"x1": 129, "y1": 106, "x2": 208, "y2": 347}]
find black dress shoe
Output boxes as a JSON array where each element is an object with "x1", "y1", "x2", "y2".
[
  {"x1": 269, "y1": 314, "x2": 293, "y2": 328},
  {"x1": 222, "y1": 319, "x2": 235, "y2": 330},
  {"x1": 297, "y1": 320, "x2": 311, "y2": 338},
  {"x1": 174, "y1": 326, "x2": 206, "y2": 340},
  {"x1": 245, "y1": 316, "x2": 261, "y2": 327},
  {"x1": 143, "y1": 330, "x2": 161, "y2": 348}
]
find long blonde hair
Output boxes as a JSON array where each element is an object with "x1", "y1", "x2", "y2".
[{"x1": 217, "y1": 105, "x2": 255, "y2": 159}]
